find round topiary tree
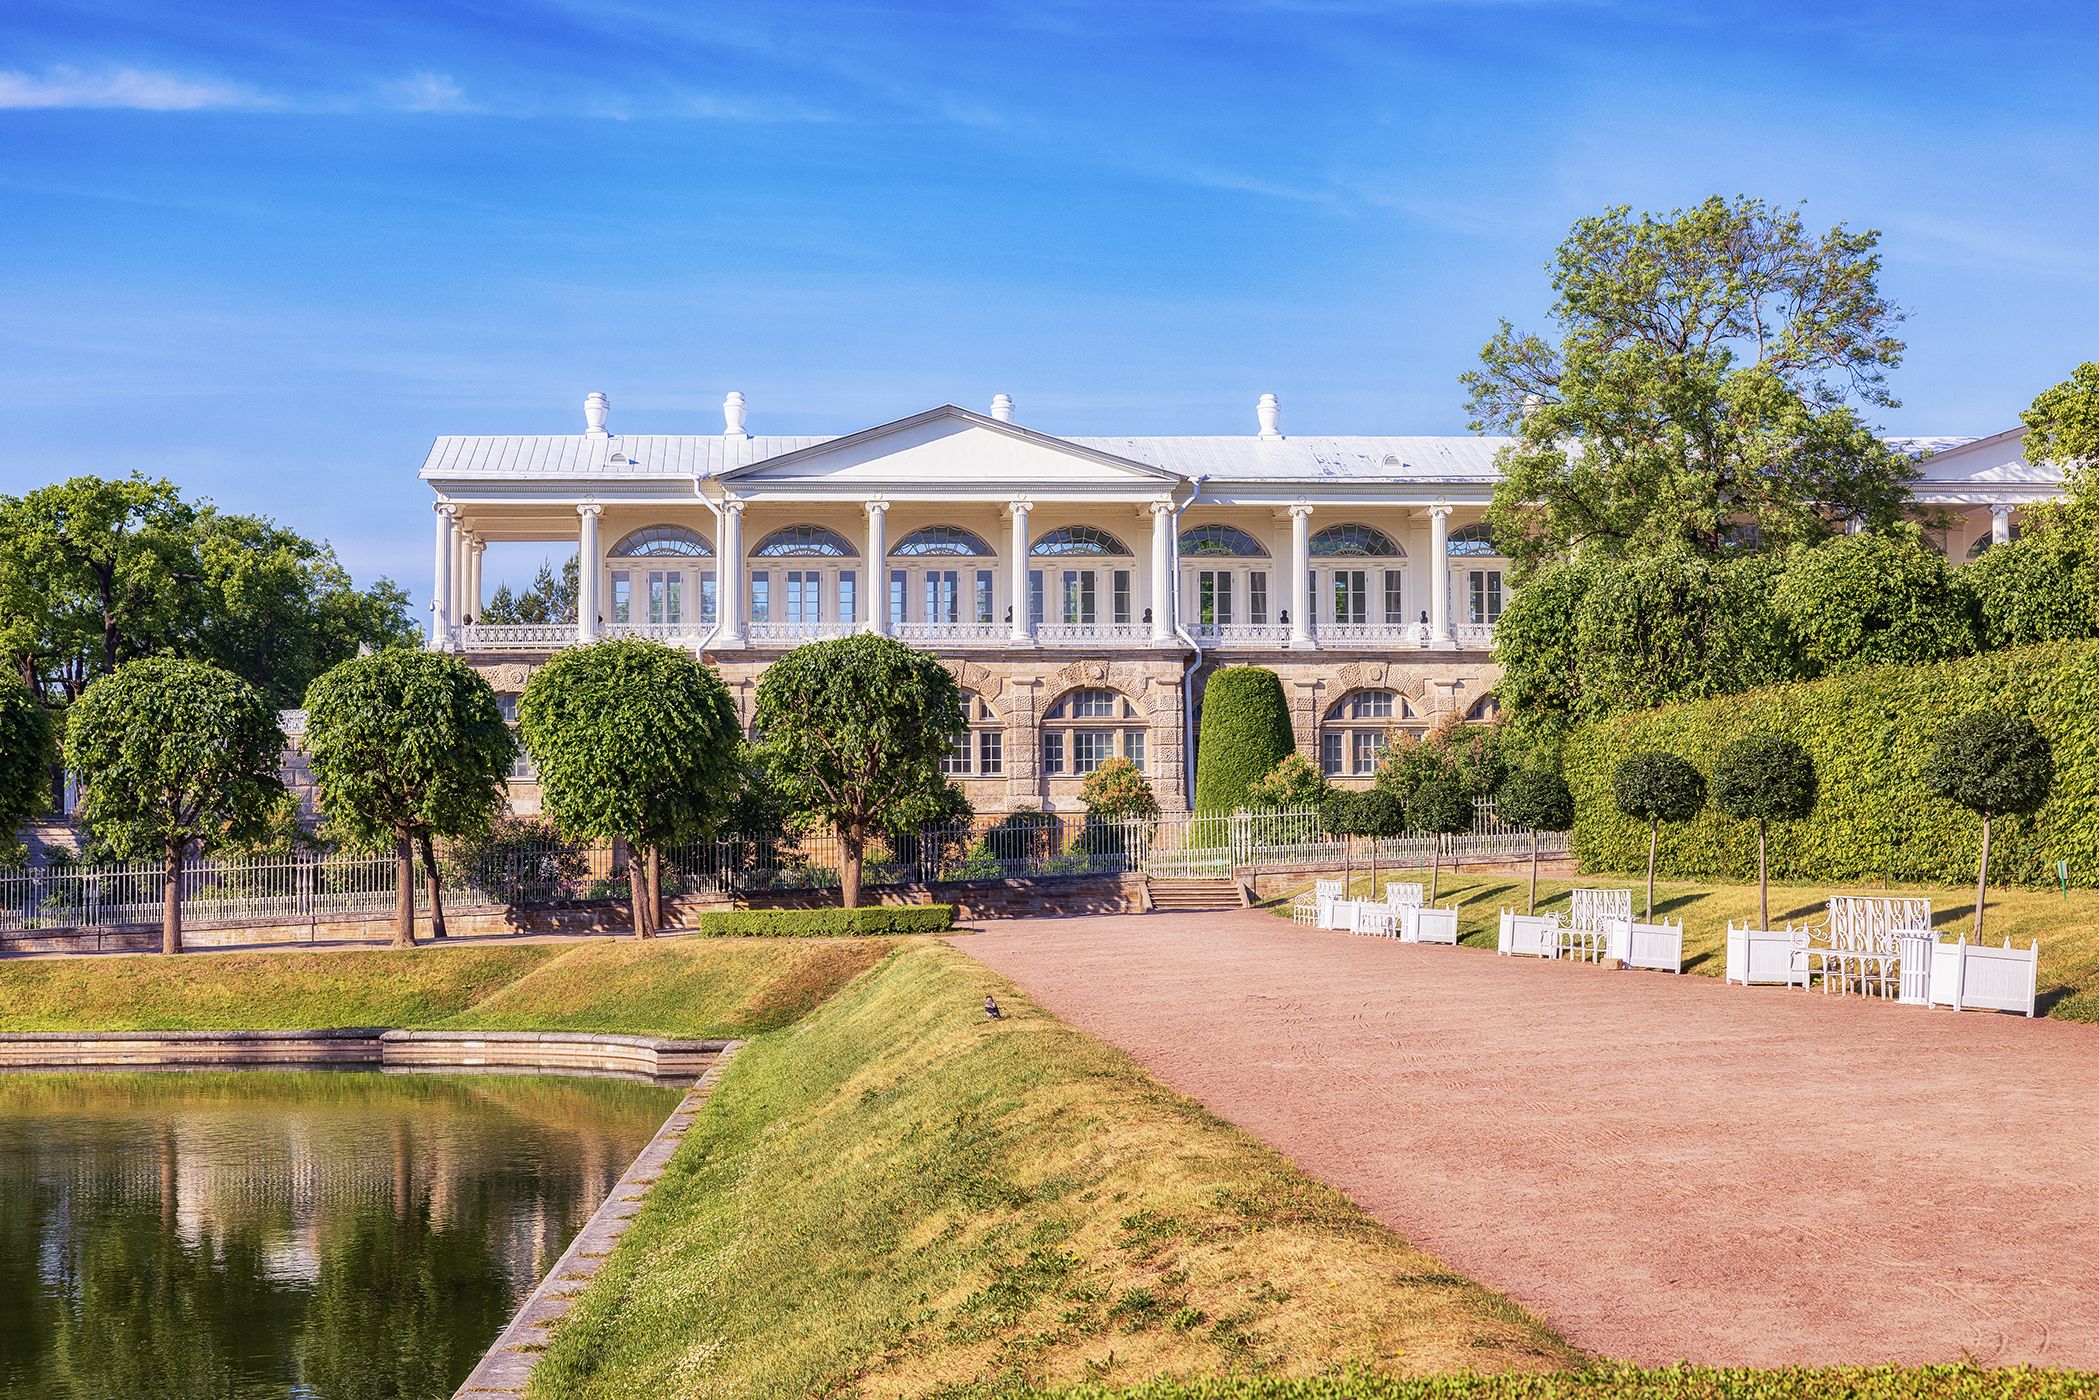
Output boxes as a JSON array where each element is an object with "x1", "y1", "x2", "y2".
[
  {"x1": 1611, "y1": 751, "x2": 1707, "y2": 921},
  {"x1": 64, "y1": 658, "x2": 285, "y2": 955},
  {"x1": 0, "y1": 675, "x2": 54, "y2": 863},
  {"x1": 752, "y1": 634, "x2": 966, "y2": 909},
  {"x1": 1495, "y1": 768, "x2": 1573, "y2": 914},
  {"x1": 1408, "y1": 775, "x2": 1475, "y2": 906},
  {"x1": 1319, "y1": 789, "x2": 1365, "y2": 890},
  {"x1": 1194, "y1": 667, "x2": 1296, "y2": 813},
  {"x1": 302, "y1": 649, "x2": 517, "y2": 948},
  {"x1": 519, "y1": 639, "x2": 741, "y2": 937},
  {"x1": 1245, "y1": 751, "x2": 1329, "y2": 810},
  {"x1": 1923, "y1": 712, "x2": 2053, "y2": 940},
  {"x1": 1710, "y1": 733, "x2": 1818, "y2": 931},
  {"x1": 1077, "y1": 756, "x2": 1158, "y2": 862}
]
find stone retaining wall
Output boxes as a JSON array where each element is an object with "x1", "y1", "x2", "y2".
[{"x1": 0, "y1": 1028, "x2": 730, "y2": 1077}]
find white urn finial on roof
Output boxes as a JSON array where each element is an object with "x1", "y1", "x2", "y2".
[
  {"x1": 1256, "y1": 392, "x2": 1282, "y2": 440},
  {"x1": 583, "y1": 391, "x2": 611, "y2": 438},
  {"x1": 723, "y1": 390, "x2": 749, "y2": 438},
  {"x1": 989, "y1": 393, "x2": 1015, "y2": 423}
]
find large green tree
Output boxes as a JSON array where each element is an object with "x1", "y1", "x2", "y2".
[
  {"x1": 482, "y1": 555, "x2": 579, "y2": 626},
  {"x1": 1464, "y1": 196, "x2": 1913, "y2": 573},
  {"x1": 303, "y1": 650, "x2": 517, "y2": 948},
  {"x1": 2021, "y1": 361, "x2": 2099, "y2": 469},
  {"x1": 752, "y1": 635, "x2": 966, "y2": 909},
  {"x1": 0, "y1": 474, "x2": 415, "y2": 706},
  {"x1": 518, "y1": 640, "x2": 740, "y2": 936},
  {"x1": 64, "y1": 658, "x2": 285, "y2": 954},
  {"x1": 0, "y1": 674, "x2": 54, "y2": 861}
]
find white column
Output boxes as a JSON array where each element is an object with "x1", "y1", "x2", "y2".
[
  {"x1": 1287, "y1": 504, "x2": 1313, "y2": 647},
  {"x1": 450, "y1": 522, "x2": 471, "y2": 634},
  {"x1": 1149, "y1": 501, "x2": 1175, "y2": 643},
  {"x1": 1990, "y1": 504, "x2": 2014, "y2": 547},
  {"x1": 1428, "y1": 505, "x2": 1453, "y2": 644},
  {"x1": 576, "y1": 505, "x2": 602, "y2": 644},
  {"x1": 717, "y1": 502, "x2": 746, "y2": 645},
  {"x1": 864, "y1": 501, "x2": 890, "y2": 635},
  {"x1": 431, "y1": 503, "x2": 455, "y2": 648},
  {"x1": 467, "y1": 538, "x2": 485, "y2": 623},
  {"x1": 1007, "y1": 501, "x2": 1033, "y2": 643}
]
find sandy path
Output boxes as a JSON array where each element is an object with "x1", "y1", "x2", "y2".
[{"x1": 954, "y1": 911, "x2": 2099, "y2": 1367}]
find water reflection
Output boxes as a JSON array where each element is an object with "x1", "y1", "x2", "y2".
[{"x1": 0, "y1": 1070, "x2": 683, "y2": 1400}]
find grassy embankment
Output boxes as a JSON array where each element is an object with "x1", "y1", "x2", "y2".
[{"x1": 1274, "y1": 869, "x2": 2099, "y2": 1020}]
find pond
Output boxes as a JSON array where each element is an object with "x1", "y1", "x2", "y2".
[{"x1": 0, "y1": 1069, "x2": 685, "y2": 1400}]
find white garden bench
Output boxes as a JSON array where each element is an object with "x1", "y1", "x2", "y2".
[
  {"x1": 1803, "y1": 896, "x2": 1933, "y2": 998},
  {"x1": 1293, "y1": 878, "x2": 1345, "y2": 927},
  {"x1": 1384, "y1": 881, "x2": 1424, "y2": 909}
]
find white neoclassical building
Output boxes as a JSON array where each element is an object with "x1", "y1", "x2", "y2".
[{"x1": 420, "y1": 392, "x2": 2060, "y2": 814}]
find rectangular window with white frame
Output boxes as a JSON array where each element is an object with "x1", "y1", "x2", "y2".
[
  {"x1": 700, "y1": 570, "x2": 717, "y2": 625},
  {"x1": 1249, "y1": 570, "x2": 1268, "y2": 626},
  {"x1": 1113, "y1": 569, "x2": 1131, "y2": 626},
  {"x1": 610, "y1": 571, "x2": 631, "y2": 625},
  {"x1": 974, "y1": 569, "x2": 996, "y2": 624},
  {"x1": 1383, "y1": 569, "x2": 1405, "y2": 625},
  {"x1": 836, "y1": 570, "x2": 855, "y2": 627},
  {"x1": 749, "y1": 570, "x2": 769, "y2": 622},
  {"x1": 1321, "y1": 731, "x2": 1343, "y2": 776}
]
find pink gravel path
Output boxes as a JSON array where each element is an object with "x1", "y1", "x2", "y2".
[{"x1": 953, "y1": 911, "x2": 2099, "y2": 1367}]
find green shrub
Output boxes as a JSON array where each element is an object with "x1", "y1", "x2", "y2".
[
  {"x1": 1194, "y1": 667, "x2": 1296, "y2": 812},
  {"x1": 695, "y1": 905, "x2": 955, "y2": 937},
  {"x1": 1773, "y1": 531, "x2": 1977, "y2": 674},
  {"x1": 1564, "y1": 640, "x2": 2099, "y2": 888}
]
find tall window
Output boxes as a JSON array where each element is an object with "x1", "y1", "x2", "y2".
[
  {"x1": 784, "y1": 570, "x2": 822, "y2": 626},
  {"x1": 1041, "y1": 688, "x2": 1147, "y2": 776},
  {"x1": 1320, "y1": 689, "x2": 1411, "y2": 777},
  {"x1": 944, "y1": 692, "x2": 1005, "y2": 777},
  {"x1": 610, "y1": 572, "x2": 632, "y2": 624},
  {"x1": 607, "y1": 526, "x2": 713, "y2": 632},
  {"x1": 648, "y1": 570, "x2": 683, "y2": 625},
  {"x1": 973, "y1": 570, "x2": 996, "y2": 624},
  {"x1": 1467, "y1": 570, "x2": 1504, "y2": 624},
  {"x1": 926, "y1": 570, "x2": 961, "y2": 623},
  {"x1": 495, "y1": 695, "x2": 537, "y2": 782},
  {"x1": 1310, "y1": 524, "x2": 1403, "y2": 627}
]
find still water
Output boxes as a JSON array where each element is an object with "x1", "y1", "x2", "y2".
[{"x1": 0, "y1": 1069, "x2": 683, "y2": 1400}]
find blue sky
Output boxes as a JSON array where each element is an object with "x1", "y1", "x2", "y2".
[{"x1": 0, "y1": 0, "x2": 2093, "y2": 593}]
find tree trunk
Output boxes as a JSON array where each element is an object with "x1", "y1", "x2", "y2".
[
  {"x1": 162, "y1": 838, "x2": 184, "y2": 956},
  {"x1": 1974, "y1": 813, "x2": 1992, "y2": 941},
  {"x1": 1342, "y1": 835, "x2": 1352, "y2": 895},
  {"x1": 628, "y1": 847, "x2": 653, "y2": 939},
  {"x1": 841, "y1": 822, "x2": 865, "y2": 910},
  {"x1": 1428, "y1": 834, "x2": 1442, "y2": 905},
  {"x1": 393, "y1": 830, "x2": 417, "y2": 948},
  {"x1": 1528, "y1": 829, "x2": 1540, "y2": 915},
  {"x1": 1757, "y1": 821, "x2": 1769, "y2": 932},
  {"x1": 416, "y1": 830, "x2": 445, "y2": 940},
  {"x1": 1368, "y1": 834, "x2": 1379, "y2": 896},
  {"x1": 1645, "y1": 820, "x2": 1659, "y2": 923},
  {"x1": 647, "y1": 848, "x2": 664, "y2": 933}
]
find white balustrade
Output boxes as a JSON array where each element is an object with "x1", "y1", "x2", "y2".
[
  {"x1": 893, "y1": 621, "x2": 1011, "y2": 646},
  {"x1": 1035, "y1": 622, "x2": 1151, "y2": 647},
  {"x1": 460, "y1": 623, "x2": 576, "y2": 652}
]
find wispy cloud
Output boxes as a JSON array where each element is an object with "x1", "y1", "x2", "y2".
[
  {"x1": 376, "y1": 71, "x2": 467, "y2": 113},
  {"x1": 0, "y1": 65, "x2": 274, "y2": 111}
]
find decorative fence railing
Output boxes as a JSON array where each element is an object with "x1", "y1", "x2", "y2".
[{"x1": 1, "y1": 805, "x2": 1569, "y2": 936}]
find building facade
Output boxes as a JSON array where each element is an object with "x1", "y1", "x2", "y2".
[{"x1": 420, "y1": 393, "x2": 2058, "y2": 815}]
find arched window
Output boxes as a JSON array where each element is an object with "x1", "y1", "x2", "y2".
[
  {"x1": 894, "y1": 525, "x2": 995, "y2": 557},
  {"x1": 1041, "y1": 687, "x2": 1147, "y2": 776},
  {"x1": 1320, "y1": 689, "x2": 1414, "y2": 777},
  {"x1": 1032, "y1": 525, "x2": 1132, "y2": 557},
  {"x1": 943, "y1": 691, "x2": 1005, "y2": 777},
  {"x1": 1178, "y1": 523, "x2": 1269, "y2": 557},
  {"x1": 1465, "y1": 694, "x2": 1500, "y2": 723},
  {"x1": 1447, "y1": 523, "x2": 1498, "y2": 557},
  {"x1": 752, "y1": 525, "x2": 858, "y2": 558},
  {"x1": 608, "y1": 524, "x2": 712, "y2": 558},
  {"x1": 1309, "y1": 524, "x2": 1404, "y2": 557},
  {"x1": 1967, "y1": 520, "x2": 2020, "y2": 559}
]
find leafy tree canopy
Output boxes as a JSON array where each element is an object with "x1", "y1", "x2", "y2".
[
  {"x1": 1710, "y1": 734, "x2": 1818, "y2": 823},
  {"x1": 1244, "y1": 752, "x2": 1330, "y2": 810},
  {"x1": 2021, "y1": 361, "x2": 2099, "y2": 469},
  {"x1": 302, "y1": 650, "x2": 516, "y2": 851},
  {"x1": 1923, "y1": 713, "x2": 2053, "y2": 819},
  {"x1": 1079, "y1": 757, "x2": 1160, "y2": 823},
  {"x1": 0, "y1": 674, "x2": 54, "y2": 857},
  {"x1": 518, "y1": 639, "x2": 741, "y2": 851},
  {"x1": 1495, "y1": 768, "x2": 1573, "y2": 834},
  {"x1": 1406, "y1": 775, "x2": 1476, "y2": 837},
  {"x1": 1773, "y1": 530, "x2": 1976, "y2": 675},
  {"x1": 1612, "y1": 751, "x2": 1707, "y2": 825},
  {"x1": 1375, "y1": 712, "x2": 1508, "y2": 801},
  {"x1": 0, "y1": 474, "x2": 416, "y2": 707},
  {"x1": 1464, "y1": 196, "x2": 1912, "y2": 573}
]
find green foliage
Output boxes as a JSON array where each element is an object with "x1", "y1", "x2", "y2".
[
  {"x1": 694, "y1": 905, "x2": 955, "y2": 937},
  {"x1": 1924, "y1": 713, "x2": 2053, "y2": 820},
  {"x1": 1080, "y1": 757, "x2": 1160, "y2": 822},
  {"x1": 518, "y1": 640, "x2": 741, "y2": 851},
  {"x1": 1464, "y1": 196, "x2": 1911, "y2": 572},
  {"x1": 481, "y1": 554, "x2": 579, "y2": 626},
  {"x1": 442, "y1": 815, "x2": 589, "y2": 903},
  {"x1": 1563, "y1": 642, "x2": 2099, "y2": 886},
  {"x1": 984, "y1": 808, "x2": 1060, "y2": 864},
  {"x1": 1960, "y1": 532, "x2": 2099, "y2": 648},
  {"x1": 1710, "y1": 735, "x2": 1818, "y2": 825},
  {"x1": 1243, "y1": 752, "x2": 1330, "y2": 810},
  {"x1": 0, "y1": 674, "x2": 54, "y2": 854},
  {"x1": 1317, "y1": 787, "x2": 1405, "y2": 839},
  {"x1": 2022, "y1": 361, "x2": 2099, "y2": 468},
  {"x1": 1406, "y1": 776, "x2": 1476, "y2": 837},
  {"x1": 1495, "y1": 769, "x2": 1573, "y2": 833},
  {"x1": 1376, "y1": 715, "x2": 1509, "y2": 801},
  {"x1": 1194, "y1": 667, "x2": 1296, "y2": 812},
  {"x1": 0, "y1": 473, "x2": 415, "y2": 707},
  {"x1": 303, "y1": 650, "x2": 516, "y2": 851},
  {"x1": 64, "y1": 658, "x2": 285, "y2": 861},
  {"x1": 1773, "y1": 531, "x2": 1976, "y2": 674},
  {"x1": 1611, "y1": 753, "x2": 1707, "y2": 826}
]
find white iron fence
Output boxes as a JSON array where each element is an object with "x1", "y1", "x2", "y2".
[{"x1": 2, "y1": 804, "x2": 1568, "y2": 937}]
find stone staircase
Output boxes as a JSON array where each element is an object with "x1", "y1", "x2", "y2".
[{"x1": 1144, "y1": 877, "x2": 1247, "y2": 913}]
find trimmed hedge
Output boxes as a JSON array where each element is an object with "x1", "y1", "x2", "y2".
[
  {"x1": 1564, "y1": 640, "x2": 2099, "y2": 888},
  {"x1": 695, "y1": 905, "x2": 955, "y2": 937},
  {"x1": 1195, "y1": 666, "x2": 1297, "y2": 812},
  {"x1": 1050, "y1": 1366, "x2": 2099, "y2": 1399}
]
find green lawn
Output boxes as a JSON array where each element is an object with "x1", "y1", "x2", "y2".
[{"x1": 1272, "y1": 866, "x2": 2099, "y2": 1020}]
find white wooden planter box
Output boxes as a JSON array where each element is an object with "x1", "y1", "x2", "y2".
[
  {"x1": 1603, "y1": 917, "x2": 1684, "y2": 973},
  {"x1": 1404, "y1": 905, "x2": 1461, "y2": 945},
  {"x1": 1724, "y1": 924, "x2": 1805, "y2": 987},
  {"x1": 1929, "y1": 937, "x2": 2039, "y2": 1016},
  {"x1": 1498, "y1": 910, "x2": 1560, "y2": 959}
]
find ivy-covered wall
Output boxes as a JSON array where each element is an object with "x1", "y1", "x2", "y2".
[{"x1": 1564, "y1": 640, "x2": 2099, "y2": 887}]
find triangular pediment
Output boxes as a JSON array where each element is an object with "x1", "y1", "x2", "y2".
[{"x1": 717, "y1": 405, "x2": 1181, "y2": 490}]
